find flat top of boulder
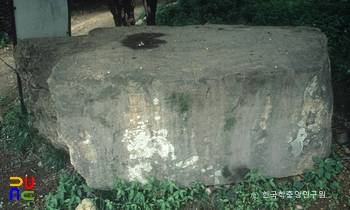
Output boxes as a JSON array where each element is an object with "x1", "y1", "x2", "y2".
[{"x1": 41, "y1": 25, "x2": 327, "y2": 83}]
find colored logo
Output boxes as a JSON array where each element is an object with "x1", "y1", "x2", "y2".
[{"x1": 9, "y1": 176, "x2": 35, "y2": 201}]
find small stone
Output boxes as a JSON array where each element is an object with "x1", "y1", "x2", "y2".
[
  {"x1": 75, "y1": 198, "x2": 97, "y2": 210},
  {"x1": 296, "y1": 204, "x2": 303, "y2": 209},
  {"x1": 292, "y1": 175, "x2": 302, "y2": 181},
  {"x1": 205, "y1": 187, "x2": 212, "y2": 196}
]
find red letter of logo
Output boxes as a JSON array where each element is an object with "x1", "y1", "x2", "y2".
[{"x1": 24, "y1": 175, "x2": 35, "y2": 190}]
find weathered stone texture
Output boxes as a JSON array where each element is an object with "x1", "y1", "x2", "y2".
[{"x1": 14, "y1": 25, "x2": 332, "y2": 189}]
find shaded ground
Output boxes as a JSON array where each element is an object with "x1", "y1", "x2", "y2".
[{"x1": 0, "y1": 1, "x2": 349, "y2": 210}]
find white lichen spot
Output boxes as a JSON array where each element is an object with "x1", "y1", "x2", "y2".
[
  {"x1": 306, "y1": 76, "x2": 318, "y2": 96},
  {"x1": 181, "y1": 156, "x2": 199, "y2": 168},
  {"x1": 214, "y1": 170, "x2": 222, "y2": 185},
  {"x1": 153, "y1": 98, "x2": 160, "y2": 105},
  {"x1": 176, "y1": 161, "x2": 183, "y2": 168},
  {"x1": 206, "y1": 165, "x2": 213, "y2": 170},
  {"x1": 79, "y1": 130, "x2": 92, "y2": 144},
  {"x1": 125, "y1": 127, "x2": 175, "y2": 160},
  {"x1": 123, "y1": 117, "x2": 177, "y2": 183},
  {"x1": 122, "y1": 118, "x2": 176, "y2": 182},
  {"x1": 290, "y1": 128, "x2": 308, "y2": 157},
  {"x1": 322, "y1": 85, "x2": 326, "y2": 92},
  {"x1": 130, "y1": 119, "x2": 134, "y2": 122},
  {"x1": 137, "y1": 116, "x2": 140, "y2": 119},
  {"x1": 154, "y1": 115, "x2": 161, "y2": 121},
  {"x1": 259, "y1": 95, "x2": 272, "y2": 130},
  {"x1": 128, "y1": 162, "x2": 152, "y2": 184},
  {"x1": 297, "y1": 120, "x2": 304, "y2": 127},
  {"x1": 201, "y1": 169, "x2": 206, "y2": 173},
  {"x1": 176, "y1": 156, "x2": 199, "y2": 168},
  {"x1": 122, "y1": 129, "x2": 129, "y2": 141}
]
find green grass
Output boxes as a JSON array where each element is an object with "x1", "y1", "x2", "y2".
[
  {"x1": 224, "y1": 117, "x2": 236, "y2": 132},
  {"x1": 0, "y1": 32, "x2": 9, "y2": 49},
  {"x1": 0, "y1": 105, "x2": 69, "y2": 173}
]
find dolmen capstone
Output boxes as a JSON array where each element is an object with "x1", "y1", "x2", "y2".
[{"x1": 14, "y1": 25, "x2": 332, "y2": 189}]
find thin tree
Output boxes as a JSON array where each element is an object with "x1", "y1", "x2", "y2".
[
  {"x1": 108, "y1": 0, "x2": 136, "y2": 26},
  {"x1": 143, "y1": 0, "x2": 158, "y2": 25},
  {"x1": 107, "y1": 0, "x2": 158, "y2": 26}
]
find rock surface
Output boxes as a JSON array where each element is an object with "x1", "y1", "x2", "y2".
[{"x1": 14, "y1": 25, "x2": 332, "y2": 189}]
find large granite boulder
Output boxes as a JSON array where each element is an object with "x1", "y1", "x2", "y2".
[{"x1": 14, "y1": 25, "x2": 332, "y2": 189}]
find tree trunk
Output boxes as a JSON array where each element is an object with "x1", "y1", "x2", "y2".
[
  {"x1": 108, "y1": 0, "x2": 136, "y2": 26},
  {"x1": 143, "y1": 0, "x2": 157, "y2": 25}
]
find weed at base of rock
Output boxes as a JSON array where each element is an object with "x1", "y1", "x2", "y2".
[
  {"x1": 0, "y1": 105, "x2": 69, "y2": 173},
  {"x1": 44, "y1": 155, "x2": 346, "y2": 210},
  {"x1": 0, "y1": 32, "x2": 10, "y2": 49}
]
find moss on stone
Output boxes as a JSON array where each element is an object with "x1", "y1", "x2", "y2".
[
  {"x1": 224, "y1": 117, "x2": 236, "y2": 132},
  {"x1": 167, "y1": 92, "x2": 191, "y2": 118}
]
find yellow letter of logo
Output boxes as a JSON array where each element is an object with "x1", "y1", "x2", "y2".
[{"x1": 10, "y1": 177, "x2": 23, "y2": 187}]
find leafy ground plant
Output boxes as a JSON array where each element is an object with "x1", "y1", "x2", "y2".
[
  {"x1": 43, "y1": 154, "x2": 346, "y2": 210},
  {"x1": 1, "y1": 105, "x2": 39, "y2": 154},
  {"x1": 0, "y1": 32, "x2": 9, "y2": 49},
  {"x1": 93, "y1": 177, "x2": 206, "y2": 210},
  {"x1": 45, "y1": 170, "x2": 93, "y2": 210}
]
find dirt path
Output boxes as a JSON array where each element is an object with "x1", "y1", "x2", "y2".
[
  {"x1": 71, "y1": 5, "x2": 144, "y2": 36},
  {"x1": 0, "y1": 46, "x2": 17, "y2": 117}
]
